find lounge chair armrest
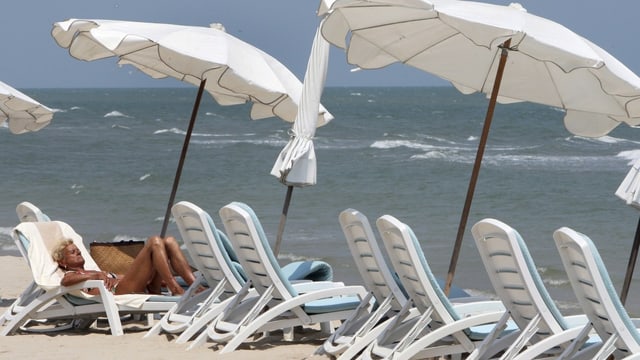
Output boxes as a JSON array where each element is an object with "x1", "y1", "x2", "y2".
[
  {"x1": 62, "y1": 279, "x2": 107, "y2": 292},
  {"x1": 453, "y1": 300, "x2": 505, "y2": 317},
  {"x1": 292, "y1": 281, "x2": 346, "y2": 293}
]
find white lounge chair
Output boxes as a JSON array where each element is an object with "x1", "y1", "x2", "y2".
[
  {"x1": 362, "y1": 214, "x2": 518, "y2": 360},
  {"x1": 554, "y1": 226, "x2": 640, "y2": 359},
  {"x1": 16, "y1": 201, "x2": 50, "y2": 224},
  {"x1": 148, "y1": 201, "x2": 337, "y2": 344},
  {"x1": 0, "y1": 202, "x2": 52, "y2": 329},
  {"x1": 190, "y1": 201, "x2": 367, "y2": 354},
  {"x1": 0, "y1": 221, "x2": 179, "y2": 336},
  {"x1": 471, "y1": 218, "x2": 600, "y2": 359},
  {"x1": 144, "y1": 201, "x2": 247, "y2": 342},
  {"x1": 319, "y1": 208, "x2": 409, "y2": 358}
]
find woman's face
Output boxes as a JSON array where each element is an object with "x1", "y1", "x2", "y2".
[{"x1": 58, "y1": 243, "x2": 85, "y2": 269}]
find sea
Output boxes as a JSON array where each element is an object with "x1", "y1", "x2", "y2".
[{"x1": 3, "y1": 86, "x2": 640, "y2": 315}]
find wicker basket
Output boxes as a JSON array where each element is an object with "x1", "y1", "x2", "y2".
[{"x1": 90, "y1": 240, "x2": 144, "y2": 274}]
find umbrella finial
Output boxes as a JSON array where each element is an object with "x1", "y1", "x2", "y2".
[
  {"x1": 209, "y1": 23, "x2": 226, "y2": 32},
  {"x1": 509, "y1": 3, "x2": 527, "y2": 12}
]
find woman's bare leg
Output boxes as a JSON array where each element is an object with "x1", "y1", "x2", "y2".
[
  {"x1": 163, "y1": 236, "x2": 196, "y2": 285},
  {"x1": 115, "y1": 236, "x2": 184, "y2": 295}
]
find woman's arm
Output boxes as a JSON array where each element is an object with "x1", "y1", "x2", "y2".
[{"x1": 61, "y1": 270, "x2": 118, "y2": 295}]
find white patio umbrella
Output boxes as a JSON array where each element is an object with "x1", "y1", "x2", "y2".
[
  {"x1": 270, "y1": 21, "x2": 331, "y2": 255},
  {"x1": 0, "y1": 80, "x2": 53, "y2": 134},
  {"x1": 51, "y1": 19, "x2": 333, "y2": 237},
  {"x1": 615, "y1": 158, "x2": 640, "y2": 304},
  {"x1": 321, "y1": 0, "x2": 640, "y2": 294}
]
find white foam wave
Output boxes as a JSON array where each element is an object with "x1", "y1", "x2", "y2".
[
  {"x1": 371, "y1": 140, "x2": 435, "y2": 151},
  {"x1": 111, "y1": 234, "x2": 148, "y2": 243},
  {"x1": 111, "y1": 124, "x2": 130, "y2": 130},
  {"x1": 154, "y1": 128, "x2": 185, "y2": 135},
  {"x1": 139, "y1": 174, "x2": 151, "y2": 181},
  {"x1": 51, "y1": 108, "x2": 66, "y2": 113},
  {"x1": 543, "y1": 278, "x2": 570, "y2": 287},
  {"x1": 0, "y1": 226, "x2": 16, "y2": 252},
  {"x1": 411, "y1": 151, "x2": 448, "y2": 160},
  {"x1": 70, "y1": 106, "x2": 82, "y2": 110},
  {"x1": 153, "y1": 128, "x2": 225, "y2": 137},
  {"x1": 277, "y1": 252, "x2": 321, "y2": 262},
  {"x1": 617, "y1": 149, "x2": 640, "y2": 164},
  {"x1": 104, "y1": 110, "x2": 131, "y2": 118}
]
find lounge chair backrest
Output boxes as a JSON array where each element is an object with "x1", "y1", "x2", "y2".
[
  {"x1": 472, "y1": 219, "x2": 568, "y2": 339},
  {"x1": 219, "y1": 202, "x2": 298, "y2": 300},
  {"x1": 340, "y1": 209, "x2": 406, "y2": 311},
  {"x1": 376, "y1": 215, "x2": 458, "y2": 324},
  {"x1": 15, "y1": 221, "x2": 100, "y2": 290},
  {"x1": 172, "y1": 201, "x2": 245, "y2": 295},
  {"x1": 554, "y1": 227, "x2": 640, "y2": 355},
  {"x1": 16, "y1": 201, "x2": 50, "y2": 223}
]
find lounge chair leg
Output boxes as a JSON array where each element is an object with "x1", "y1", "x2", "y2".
[
  {"x1": 320, "y1": 321, "x2": 334, "y2": 334},
  {"x1": 283, "y1": 327, "x2": 294, "y2": 341}
]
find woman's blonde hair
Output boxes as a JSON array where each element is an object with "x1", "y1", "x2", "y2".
[{"x1": 52, "y1": 238, "x2": 74, "y2": 263}]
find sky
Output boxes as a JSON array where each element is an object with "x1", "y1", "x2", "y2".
[{"x1": 4, "y1": 0, "x2": 640, "y2": 89}]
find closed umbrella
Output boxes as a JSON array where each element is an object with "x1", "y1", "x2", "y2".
[
  {"x1": 615, "y1": 158, "x2": 640, "y2": 304},
  {"x1": 270, "y1": 21, "x2": 331, "y2": 255},
  {"x1": 0, "y1": 80, "x2": 53, "y2": 134},
  {"x1": 321, "y1": 0, "x2": 640, "y2": 294},
  {"x1": 52, "y1": 19, "x2": 333, "y2": 237}
]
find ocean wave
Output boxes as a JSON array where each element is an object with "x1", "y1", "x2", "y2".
[
  {"x1": 0, "y1": 226, "x2": 16, "y2": 253},
  {"x1": 111, "y1": 234, "x2": 148, "y2": 242},
  {"x1": 277, "y1": 252, "x2": 321, "y2": 262},
  {"x1": 617, "y1": 149, "x2": 640, "y2": 164},
  {"x1": 190, "y1": 138, "x2": 287, "y2": 147},
  {"x1": 371, "y1": 139, "x2": 438, "y2": 151},
  {"x1": 104, "y1": 110, "x2": 131, "y2": 118},
  {"x1": 139, "y1": 174, "x2": 151, "y2": 181},
  {"x1": 153, "y1": 128, "x2": 234, "y2": 137},
  {"x1": 51, "y1": 108, "x2": 66, "y2": 113}
]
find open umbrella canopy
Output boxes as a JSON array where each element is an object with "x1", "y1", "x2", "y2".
[
  {"x1": 51, "y1": 18, "x2": 334, "y2": 237},
  {"x1": 0, "y1": 80, "x2": 53, "y2": 134},
  {"x1": 321, "y1": 0, "x2": 640, "y2": 294},
  {"x1": 322, "y1": 0, "x2": 640, "y2": 137},
  {"x1": 52, "y1": 19, "x2": 333, "y2": 126}
]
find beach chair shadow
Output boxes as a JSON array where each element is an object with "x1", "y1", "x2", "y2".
[
  {"x1": 191, "y1": 201, "x2": 367, "y2": 354},
  {"x1": 0, "y1": 221, "x2": 178, "y2": 336},
  {"x1": 554, "y1": 226, "x2": 640, "y2": 359},
  {"x1": 361, "y1": 214, "x2": 519, "y2": 360},
  {"x1": 471, "y1": 218, "x2": 600, "y2": 359}
]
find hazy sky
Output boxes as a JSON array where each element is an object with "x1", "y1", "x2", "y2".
[{"x1": 5, "y1": 0, "x2": 640, "y2": 88}]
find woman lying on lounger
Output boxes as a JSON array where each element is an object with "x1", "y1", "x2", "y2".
[{"x1": 52, "y1": 235, "x2": 195, "y2": 295}]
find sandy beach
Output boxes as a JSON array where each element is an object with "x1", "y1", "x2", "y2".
[{"x1": 0, "y1": 255, "x2": 331, "y2": 360}]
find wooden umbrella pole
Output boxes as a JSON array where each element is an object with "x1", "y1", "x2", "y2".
[
  {"x1": 274, "y1": 185, "x2": 294, "y2": 255},
  {"x1": 620, "y1": 216, "x2": 640, "y2": 304},
  {"x1": 160, "y1": 78, "x2": 207, "y2": 238},
  {"x1": 444, "y1": 40, "x2": 511, "y2": 296}
]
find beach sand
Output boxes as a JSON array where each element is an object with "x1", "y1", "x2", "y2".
[{"x1": 0, "y1": 255, "x2": 332, "y2": 360}]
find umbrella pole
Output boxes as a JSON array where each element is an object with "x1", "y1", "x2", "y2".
[
  {"x1": 274, "y1": 185, "x2": 294, "y2": 256},
  {"x1": 444, "y1": 40, "x2": 511, "y2": 296},
  {"x1": 159, "y1": 78, "x2": 207, "y2": 237},
  {"x1": 620, "y1": 216, "x2": 640, "y2": 304}
]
